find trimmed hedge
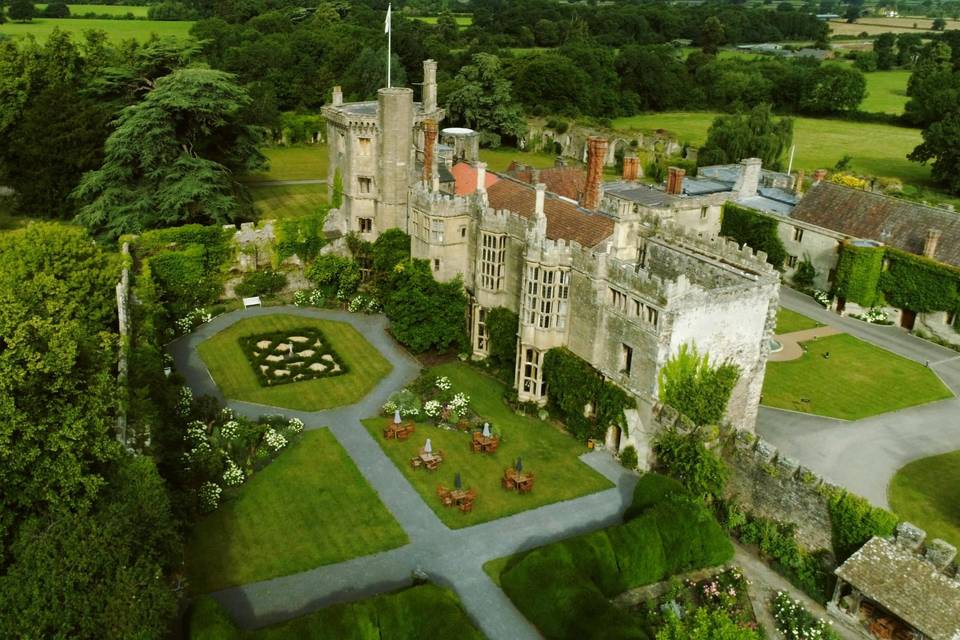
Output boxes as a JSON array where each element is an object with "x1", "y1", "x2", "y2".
[
  {"x1": 500, "y1": 474, "x2": 733, "y2": 639},
  {"x1": 239, "y1": 327, "x2": 348, "y2": 387}
]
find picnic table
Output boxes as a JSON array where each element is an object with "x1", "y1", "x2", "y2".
[
  {"x1": 383, "y1": 421, "x2": 415, "y2": 440},
  {"x1": 438, "y1": 485, "x2": 476, "y2": 512},
  {"x1": 410, "y1": 450, "x2": 443, "y2": 471},
  {"x1": 502, "y1": 468, "x2": 535, "y2": 493},
  {"x1": 471, "y1": 432, "x2": 500, "y2": 453}
]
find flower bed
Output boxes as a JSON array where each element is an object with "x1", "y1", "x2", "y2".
[
  {"x1": 771, "y1": 591, "x2": 840, "y2": 640},
  {"x1": 239, "y1": 327, "x2": 347, "y2": 386},
  {"x1": 849, "y1": 307, "x2": 894, "y2": 325},
  {"x1": 383, "y1": 374, "x2": 482, "y2": 433}
]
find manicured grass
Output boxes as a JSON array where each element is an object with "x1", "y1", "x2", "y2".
[
  {"x1": 762, "y1": 333, "x2": 952, "y2": 419},
  {"x1": 186, "y1": 429, "x2": 408, "y2": 594},
  {"x1": 775, "y1": 307, "x2": 823, "y2": 334},
  {"x1": 612, "y1": 111, "x2": 930, "y2": 187},
  {"x1": 411, "y1": 15, "x2": 473, "y2": 27},
  {"x1": 479, "y1": 147, "x2": 560, "y2": 173},
  {"x1": 250, "y1": 183, "x2": 328, "y2": 220},
  {"x1": 363, "y1": 362, "x2": 613, "y2": 528},
  {"x1": 198, "y1": 315, "x2": 392, "y2": 411},
  {"x1": 36, "y1": 4, "x2": 150, "y2": 16},
  {"x1": 889, "y1": 450, "x2": 960, "y2": 549},
  {"x1": 188, "y1": 584, "x2": 484, "y2": 639},
  {"x1": 246, "y1": 145, "x2": 329, "y2": 183},
  {"x1": 862, "y1": 70, "x2": 911, "y2": 115},
  {"x1": 0, "y1": 17, "x2": 194, "y2": 43}
]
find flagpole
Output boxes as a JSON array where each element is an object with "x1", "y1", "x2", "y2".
[{"x1": 386, "y1": 3, "x2": 392, "y2": 88}]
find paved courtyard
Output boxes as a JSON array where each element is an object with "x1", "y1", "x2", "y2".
[
  {"x1": 758, "y1": 288, "x2": 960, "y2": 508},
  {"x1": 170, "y1": 306, "x2": 639, "y2": 639}
]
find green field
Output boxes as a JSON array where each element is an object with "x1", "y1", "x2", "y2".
[
  {"x1": 411, "y1": 15, "x2": 473, "y2": 27},
  {"x1": 612, "y1": 111, "x2": 929, "y2": 186},
  {"x1": 35, "y1": 4, "x2": 150, "y2": 16},
  {"x1": 247, "y1": 145, "x2": 329, "y2": 183},
  {"x1": 250, "y1": 183, "x2": 328, "y2": 219},
  {"x1": 0, "y1": 17, "x2": 194, "y2": 42},
  {"x1": 862, "y1": 70, "x2": 911, "y2": 115},
  {"x1": 479, "y1": 147, "x2": 559, "y2": 173},
  {"x1": 889, "y1": 450, "x2": 960, "y2": 549},
  {"x1": 775, "y1": 307, "x2": 823, "y2": 334},
  {"x1": 761, "y1": 333, "x2": 952, "y2": 419},
  {"x1": 186, "y1": 429, "x2": 407, "y2": 594},
  {"x1": 198, "y1": 315, "x2": 392, "y2": 412},
  {"x1": 364, "y1": 362, "x2": 613, "y2": 528}
]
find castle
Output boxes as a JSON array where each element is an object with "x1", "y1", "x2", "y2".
[{"x1": 321, "y1": 61, "x2": 780, "y2": 464}]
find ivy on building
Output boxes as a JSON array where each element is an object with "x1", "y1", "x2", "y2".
[
  {"x1": 541, "y1": 347, "x2": 634, "y2": 441},
  {"x1": 833, "y1": 242, "x2": 884, "y2": 307},
  {"x1": 485, "y1": 307, "x2": 519, "y2": 380},
  {"x1": 720, "y1": 203, "x2": 787, "y2": 268},
  {"x1": 658, "y1": 343, "x2": 741, "y2": 427}
]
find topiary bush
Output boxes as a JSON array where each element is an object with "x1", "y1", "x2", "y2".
[
  {"x1": 619, "y1": 445, "x2": 638, "y2": 470},
  {"x1": 234, "y1": 269, "x2": 287, "y2": 298}
]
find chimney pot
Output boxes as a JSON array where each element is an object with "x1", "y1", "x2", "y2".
[
  {"x1": 623, "y1": 154, "x2": 639, "y2": 181},
  {"x1": 332, "y1": 86, "x2": 343, "y2": 106},
  {"x1": 535, "y1": 183, "x2": 546, "y2": 217},
  {"x1": 813, "y1": 169, "x2": 827, "y2": 184},
  {"x1": 582, "y1": 136, "x2": 608, "y2": 210},
  {"x1": 666, "y1": 167, "x2": 686, "y2": 195},
  {"x1": 924, "y1": 228, "x2": 942, "y2": 259},
  {"x1": 423, "y1": 119, "x2": 438, "y2": 189}
]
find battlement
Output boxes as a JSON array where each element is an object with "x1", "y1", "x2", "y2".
[
  {"x1": 653, "y1": 221, "x2": 776, "y2": 277},
  {"x1": 409, "y1": 185, "x2": 473, "y2": 217}
]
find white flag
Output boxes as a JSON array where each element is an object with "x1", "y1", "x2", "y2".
[{"x1": 384, "y1": 3, "x2": 391, "y2": 34}]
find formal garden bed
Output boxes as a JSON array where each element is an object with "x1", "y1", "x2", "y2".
[
  {"x1": 188, "y1": 583, "x2": 483, "y2": 639},
  {"x1": 363, "y1": 362, "x2": 613, "y2": 528},
  {"x1": 761, "y1": 333, "x2": 952, "y2": 419},
  {"x1": 186, "y1": 428, "x2": 407, "y2": 594},
  {"x1": 888, "y1": 450, "x2": 960, "y2": 550},
  {"x1": 197, "y1": 314, "x2": 391, "y2": 411},
  {"x1": 239, "y1": 326, "x2": 346, "y2": 386}
]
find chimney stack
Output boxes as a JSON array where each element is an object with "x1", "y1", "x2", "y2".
[
  {"x1": 476, "y1": 161, "x2": 487, "y2": 196},
  {"x1": 332, "y1": 86, "x2": 343, "y2": 106},
  {"x1": 666, "y1": 167, "x2": 686, "y2": 195},
  {"x1": 535, "y1": 183, "x2": 546, "y2": 217},
  {"x1": 423, "y1": 59, "x2": 437, "y2": 113},
  {"x1": 733, "y1": 157, "x2": 762, "y2": 199},
  {"x1": 813, "y1": 169, "x2": 827, "y2": 184},
  {"x1": 423, "y1": 119, "x2": 438, "y2": 188},
  {"x1": 622, "y1": 154, "x2": 639, "y2": 181},
  {"x1": 925, "y1": 539, "x2": 958, "y2": 571},
  {"x1": 924, "y1": 229, "x2": 942, "y2": 259},
  {"x1": 582, "y1": 136, "x2": 608, "y2": 210},
  {"x1": 793, "y1": 169, "x2": 805, "y2": 196},
  {"x1": 895, "y1": 522, "x2": 927, "y2": 552}
]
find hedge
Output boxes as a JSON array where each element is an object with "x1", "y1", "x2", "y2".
[
  {"x1": 720, "y1": 203, "x2": 787, "y2": 268},
  {"x1": 500, "y1": 474, "x2": 733, "y2": 639},
  {"x1": 833, "y1": 242, "x2": 884, "y2": 307}
]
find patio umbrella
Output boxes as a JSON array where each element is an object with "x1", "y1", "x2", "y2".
[
  {"x1": 424, "y1": 438, "x2": 433, "y2": 453},
  {"x1": 482, "y1": 422, "x2": 491, "y2": 438},
  {"x1": 515, "y1": 457, "x2": 523, "y2": 473},
  {"x1": 454, "y1": 472, "x2": 462, "y2": 489},
  {"x1": 394, "y1": 409, "x2": 402, "y2": 424}
]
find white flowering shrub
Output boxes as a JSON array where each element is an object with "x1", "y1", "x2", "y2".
[
  {"x1": 264, "y1": 428, "x2": 288, "y2": 452},
  {"x1": 176, "y1": 307, "x2": 213, "y2": 334},
  {"x1": 811, "y1": 289, "x2": 831, "y2": 308},
  {"x1": 222, "y1": 459, "x2": 245, "y2": 487},
  {"x1": 851, "y1": 307, "x2": 891, "y2": 324},
  {"x1": 295, "y1": 289, "x2": 326, "y2": 307},
  {"x1": 287, "y1": 417, "x2": 304, "y2": 434},
  {"x1": 771, "y1": 591, "x2": 838, "y2": 640},
  {"x1": 382, "y1": 389, "x2": 421, "y2": 417},
  {"x1": 450, "y1": 392, "x2": 471, "y2": 417},
  {"x1": 185, "y1": 420, "x2": 207, "y2": 445},
  {"x1": 198, "y1": 482, "x2": 222, "y2": 512},
  {"x1": 435, "y1": 376, "x2": 452, "y2": 391},
  {"x1": 219, "y1": 420, "x2": 240, "y2": 440},
  {"x1": 177, "y1": 386, "x2": 193, "y2": 417},
  {"x1": 348, "y1": 294, "x2": 366, "y2": 313},
  {"x1": 423, "y1": 400, "x2": 441, "y2": 417},
  {"x1": 366, "y1": 297, "x2": 382, "y2": 314}
]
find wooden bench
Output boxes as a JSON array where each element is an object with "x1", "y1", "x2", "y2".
[{"x1": 243, "y1": 296, "x2": 262, "y2": 308}]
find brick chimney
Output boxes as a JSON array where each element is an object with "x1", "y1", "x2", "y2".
[
  {"x1": 423, "y1": 119, "x2": 438, "y2": 188},
  {"x1": 924, "y1": 228, "x2": 942, "y2": 259},
  {"x1": 332, "y1": 86, "x2": 343, "y2": 106},
  {"x1": 813, "y1": 169, "x2": 827, "y2": 184},
  {"x1": 622, "y1": 154, "x2": 639, "y2": 181},
  {"x1": 793, "y1": 169, "x2": 805, "y2": 196},
  {"x1": 666, "y1": 166, "x2": 686, "y2": 195},
  {"x1": 581, "y1": 136, "x2": 607, "y2": 210}
]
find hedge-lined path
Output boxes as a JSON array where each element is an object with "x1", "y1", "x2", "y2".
[
  {"x1": 170, "y1": 306, "x2": 639, "y2": 639},
  {"x1": 769, "y1": 325, "x2": 842, "y2": 362},
  {"x1": 758, "y1": 288, "x2": 960, "y2": 509}
]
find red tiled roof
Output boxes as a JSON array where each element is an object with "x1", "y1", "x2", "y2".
[
  {"x1": 792, "y1": 182, "x2": 960, "y2": 267},
  {"x1": 451, "y1": 162, "x2": 499, "y2": 196},
  {"x1": 506, "y1": 162, "x2": 586, "y2": 201},
  {"x1": 486, "y1": 178, "x2": 614, "y2": 248}
]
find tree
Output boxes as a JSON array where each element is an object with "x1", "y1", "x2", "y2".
[
  {"x1": 698, "y1": 104, "x2": 794, "y2": 170},
  {"x1": 7, "y1": 0, "x2": 35, "y2": 22},
  {"x1": 933, "y1": 17, "x2": 947, "y2": 30},
  {"x1": 512, "y1": 52, "x2": 592, "y2": 117},
  {"x1": 700, "y1": 16, "x2": 725, "y2": 55},
  {"x1": 654, "y1": 427, "x2": 728, "y2": 501},
  {"x1": 844, "y1": 4, "x2": 861, "y2": 22},
  {"x1": 41, "y1": 1, "x2": 68, "y2": 17},
  {"x1": 75, "y1": 68, "x2": 266, "y2": 237},
  {"x1": 343, "y1": 48, "x2": 407, "y2": 101},
  {"x1": 0, "y1": 0, "x2": 6, "y2": 24},
  {"x1": 444, "y1": 53, "x2": 527, "y2": 143},
  {"x1": 908, "y1": 110, "x2": 960, "y2": 194},
  {"x1": 799, "y1": 64, "x2": 866, "y2": 114},
  {"x1": 658, "y1": 342, "x2": 741, "y2": 426},
  {"x1": 873, "y1": 32, "x2": 896, "y2": 70},
  {"x1": 0, "y1": 223, "x2": 120, "y2": 561},
  {"x1": 383, "y1": 259, "x2": 467, "y2": 353}
]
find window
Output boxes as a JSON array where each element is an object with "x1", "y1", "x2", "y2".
[
  {"x1": 793, "y1": 227, "x2": 804, "y2": 242},
  {"x1": 700, "y1": 206, "x2": 709, "y2": 220},
  {"x1": 475, "y1": 307, "x2": 488, "y2": 352},
  {"x1": 523, "y1": 266, "x2": 569, "y2": 329},
  {"x1": 358, "y1": 177, "x2": 372, "y2": 194},
  {"x1": 460, "y1": 226, "x2": 467, "y2": 238},
  {"x1": 430, "y1": 218, "x2": 444, "y2": 243},
  {"x1": 480, "y1": 233, "x2": 506, "y2": 291},
  {"x1": 521, "y1": 348, "x2": 546, "y2": 398},
  {"x1": 358, "y1": 217, "x2": 373, "y2": 233},
  {"x1": 646, "y1": 306, "x2": 659, "y2": 327},
  {"x1": 621, "y1": 344, "x2": 633, "y2": 376},
  {"x1": 634, "y1": 299, "x2": 642, "y2": 317},
  {"x1": 636, "y1": 243, "x2": 647, "y2": 269},
  {"x1": 433, "y1": 258, "x2": 441, "y2": 272},
  {"x1": 786, "y1": 255, "x2": 798, "y2": 269},
  {"x1": 610, "y1": 288, "x2": 627, "y2": 313},
  {"x1": 358, "y1": 137, "x2": 371, "y2": 156}
]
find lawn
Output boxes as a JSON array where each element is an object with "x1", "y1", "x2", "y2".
[
  {"x1": 862, "y1": 70, "x2": 911, "y2": 115},
  {"x1": 245, "y1": 145, "x2": 329, "y2": 183},
  {"x1": 479, "y1": 147, "x2": 560, "y2": 173},
  {"x1": 411, "y1": 15, "x2": 473, "y2": 27},
  {"x1": 250, "y1": 183, "x2": 328, "y2": 220},
  {"x1": 0, "y1": 17, "x2": 194, "y2": 42},
  {"x1": 198, "y1": 315, "x2": 392, "y2": 411},
  {"x1": 364, "y1": 362, "x2": 614, "y2": 528},
  {"x1": 761, "y1": 333, "x2": 952, "y2": 419},
  {"x1": 35, "y1": 4, "x2": 150, "y2": 16},
  {"x1": 611, "y1": 111, "x2": 930, "y2": 186},
  {"x1": 888, "y1": 450, "x2": 960, "y2": 549},
  {"x1": 775, "y1": 307, "x2": 823, "y2": 334},
  {"x1": 186, "y1": 429, "x2": 408, "y2": 594},
  {"x1": 188, "y1": 584, "x2": 484, "y2": 639}
]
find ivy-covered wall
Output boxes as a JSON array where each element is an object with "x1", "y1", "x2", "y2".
[
  {"x1": 833, "y1": 243, "x2": 884, "y2": 307},
  {"x1": 720, "y1": 203, "x2": 787, "y2": 269}
]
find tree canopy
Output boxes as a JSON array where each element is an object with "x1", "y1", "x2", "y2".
[
  {"x1": 444, "y1": 53, "x2": 526, "y2": 143},
  {"x1": 698, "y1": 104, "x2": 794, "y2": 171}
]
